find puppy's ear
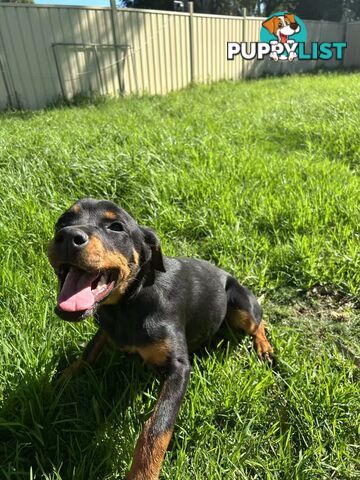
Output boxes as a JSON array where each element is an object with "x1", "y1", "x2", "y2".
[
  {"x1": 262, "y1": 16, "x2": 278, "y2": 35},
  {"x1": 285, "y1": 13, "x2": 296, "y2": 24},
  {"x1": 140, "y1": 226, "x2": 166, "y2": 273}
]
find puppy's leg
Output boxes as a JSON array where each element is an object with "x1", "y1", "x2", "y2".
[
  {"x1": 60, "y1": 328, "x2": 108, "y2": 379},
  {"x1": 228, "y1": 310, "x2": 273, "y2": 362},
  {"x1": 225, "y1": 277, "x2": 273, "y2": 362},
  {"x1": 126, "y1": 336, "x2": 190, "y2": 480}
]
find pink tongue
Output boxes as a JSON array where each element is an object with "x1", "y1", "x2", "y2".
[{"x1": 58, "y1": 267, "x2": 98, "y2": 312}]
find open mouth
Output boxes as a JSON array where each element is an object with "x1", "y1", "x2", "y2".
[
  {"x1": 280, "y1": 32, "x2": 288, "y2": 43},
  {"x1": 56, "y1": 265, "x2": 118, "y2": 321}
]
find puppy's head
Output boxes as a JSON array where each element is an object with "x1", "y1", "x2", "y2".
[
  {"x1": 262, "y1": 13, "x2": 300, "y2": 40},
  {"x1": 48, "y1": 198, "x2": 165, "y2": 322}
]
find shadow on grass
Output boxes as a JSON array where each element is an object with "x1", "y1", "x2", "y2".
[
  {"x1": 0, "y1": 346, "x2": 155, "y2": 479},
  {"x1": 0, "y1": 326, "x2": 274, "y2": 479},
  {"x1": 0, "y1": 93, "x2": 115, "y2": 121}
]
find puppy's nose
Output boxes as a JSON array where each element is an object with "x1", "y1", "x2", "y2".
[
  {"x1": 55, "y1": 227, "x2": 89, "y2": 249},
  {"x1": 290, "y1": 22, "x2": 298, "y2": 29}
]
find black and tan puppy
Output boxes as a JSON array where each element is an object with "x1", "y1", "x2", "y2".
[{"x1": 48, "y1": 198, "x2": 273, "y2": 480}]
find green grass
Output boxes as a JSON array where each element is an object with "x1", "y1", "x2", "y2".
[{"x1": 0, "y1": 72, "x2": 359, "y2": 480}]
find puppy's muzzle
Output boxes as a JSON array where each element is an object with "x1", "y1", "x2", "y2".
[{"x1": 55, "y1": 226, "x2": 89, "y2": 254}]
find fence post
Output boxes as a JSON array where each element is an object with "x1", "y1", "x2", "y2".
[
  {"x1": 110, "y1": 0, "x2": 123, "y2": 94},
  {"x1": 188, "y1": 1, "x2": 195, "y2": 84},
  {"x1": 242, "y1": 8, "x2": 247, "y2": 78}
]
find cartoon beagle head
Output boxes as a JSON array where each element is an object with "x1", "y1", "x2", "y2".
[{"x1": 262, "y1": 13, "x2": 300, "y2": 44}]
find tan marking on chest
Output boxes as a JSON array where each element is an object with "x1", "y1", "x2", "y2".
[
  {"x1": 138, "y1": 341, "x2": 170, "y2": 366},
  {"x1": 121, "y1": 340, "x2": 170, "y2": 366}
]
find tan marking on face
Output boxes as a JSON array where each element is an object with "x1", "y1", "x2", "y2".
[
  {"x1": 128, "y1": 417, "x2": 173, "y2": 480},
  {"x1": 80, "y1": 236, "x2": 130, "y2": 273},
  {"x1": 80, "y1": 236, "x2": 108, "y2": 268},
  {"x1": 132, "y1": 249, "x2": 140, "y2": 267},
  {"x1": 47, "y1": 240, "x2": 58, "y2": 269},
  {"x1": 70, "y1": 203, "x2": 81, "y2": 214},
  {"x1": 48, "y1": 231, "x2": 139, "y2": 302},
  {"x1": 227, "y1": 309, "x2": 258, "y2": 334},
  {"x1": 79, "y1": 235, "x2": 137, "y2": 302},
  {"x1": 103, "y1": 211, "x2": 117, "y2": 220},
  {"x1": 101, "y1": 248, "x2": 140, "y2": 305}
]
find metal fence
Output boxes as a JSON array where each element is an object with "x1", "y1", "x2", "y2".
[{"x1": 0, "y1": 4, "x2": 359, "y2": 110}]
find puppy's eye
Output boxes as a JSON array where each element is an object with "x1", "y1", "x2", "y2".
[{"x1": 108, "y1": 222, "x2": 123, "y2": 232}]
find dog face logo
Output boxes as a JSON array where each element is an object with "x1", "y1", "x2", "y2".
[
  {"x1": 262, "y1": 14, "x2": 300, "y2": 43},
  {"x1": 260, "y1": 12, "x2": 306, "y2": 62},
  {"x1": 228, "y1": 13, "x2": 346, "y2": 63}
]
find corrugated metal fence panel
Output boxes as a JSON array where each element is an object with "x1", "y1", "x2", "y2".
[
  {"x1": 192, "y1": 14, "x2": 212, "y2": 83},
  {"x1": 345, "y1": 22, "x2": 360, "y2": 67},
  {"x1": 0, "y1": 4, "x2": 118, "y2": 108},
  {"x1": 192, "y1": 14, "x2": 262, "y2": 83},
  {"x1": 38, "y1": 6, "x2": 118, "y2": 99},
  {"x1": 117, "y1": 9, "x2": 190, "y2": 95},
  {"x1": 0, "y1": 38, "x2": 11, "y2": 110},
  {"x1": 243, "y1": 18, "x2": 262, "y2": 78},
  {"x1": 317, "y1": 20, "x2": 345, "y2": 68},
  {"x1": 0, "y1": 5, "x2": 359, "y2": 110},
  {"x1": 0, "y1": 5, "x2": 42, "y2": 109},
  {"x1": 228, "y1": 17, "x2": 245, "y2": 80},
  {"x1": 0, "y1": 72, "x2": 8, "y2": 111}
]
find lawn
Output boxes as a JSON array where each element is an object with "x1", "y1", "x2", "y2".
[{"x1": 0, "y1": 72, "x2": 359, "y2": 480}]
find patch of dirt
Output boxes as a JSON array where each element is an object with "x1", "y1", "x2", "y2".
[{"x1": 263, "y1": 288, "x2": 360, "y2": 367}]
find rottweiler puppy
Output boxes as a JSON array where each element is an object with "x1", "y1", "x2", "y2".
[{"x1": 48, "y1": 198, "x2": 273, "y2": 480}]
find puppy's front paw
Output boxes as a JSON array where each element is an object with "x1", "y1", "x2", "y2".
[
  {"x1": 56, "y1": 358, "x2": 85, "y2": 382},
  {"x1": 255, "y1": 337, "x2": 274, "y2": 365},
  {"x1": 253, "y1": 325, "x2": 274, "y2": 366}
]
